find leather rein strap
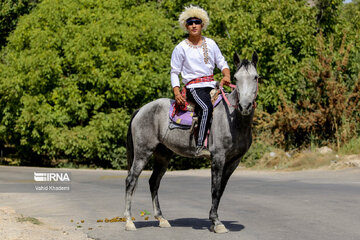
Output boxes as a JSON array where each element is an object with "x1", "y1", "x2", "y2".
[{"x1": 220, "y1": 84, "x2": 238, "y2": 109}]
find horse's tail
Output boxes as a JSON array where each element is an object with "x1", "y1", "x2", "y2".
[{"x1": 126, "y1": 109, "x2": 139, "y2": 172}]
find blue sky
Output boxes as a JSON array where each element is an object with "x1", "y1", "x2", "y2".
[{"x1": 344, "y1": 0, "x2": 352, "y2": 3}]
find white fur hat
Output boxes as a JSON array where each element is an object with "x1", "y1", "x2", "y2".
[{"x1": 178, "y1": 5, "x2": 210, "y2": 32}]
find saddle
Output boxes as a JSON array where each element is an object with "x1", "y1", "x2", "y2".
[{"x1": 169, "y1": 88, "x2": 223, "y2": 129}]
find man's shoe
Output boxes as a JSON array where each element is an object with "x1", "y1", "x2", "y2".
[{"x1": 195, "y1": 146, "x2": 211, "y2": 159}]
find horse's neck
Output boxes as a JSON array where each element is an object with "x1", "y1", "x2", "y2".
[{"x1": 227, "y1": 90, "x2": 238, "y2": 107}]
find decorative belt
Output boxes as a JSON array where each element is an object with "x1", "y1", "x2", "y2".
[{"x1": 186, "y1": 75, "x2": 214, "y2": 86}]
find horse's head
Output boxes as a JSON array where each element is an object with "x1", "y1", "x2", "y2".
[{"x1": 233, "y1": 51, "x2": 259, "y2": 116}]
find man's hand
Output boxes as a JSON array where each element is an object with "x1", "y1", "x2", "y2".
[
  {"x1": 220, "y1": 76, "x2": 231, "y2": 88},
  {"x1": 175, "y1": 93, "x2": 186, "y2": 106},
  {"x1": 220, "y1": 68, "x2": 231, "y2": 88},
  {"x1": 173, "y1": 87, "x2": 186, "y2": 106}
]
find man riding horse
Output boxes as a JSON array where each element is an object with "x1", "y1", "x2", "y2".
[
  {"x1": 171, "y1": 5, "x2": 231, "y2": 158},
  {"x1": 124, "y1": 4, "x2": 259, "y2": 233}
]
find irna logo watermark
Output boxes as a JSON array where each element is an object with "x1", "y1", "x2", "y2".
[{"x1": 34, "y1": 172, "x2": 71, "y2": 182}]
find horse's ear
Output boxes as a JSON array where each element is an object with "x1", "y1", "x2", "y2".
[
  {"x1": 252, "y1": 51, "x2": 258, "y2": 68},
  {"x1": 233, "y1": 52, "x2": 241, "y2": 69}
]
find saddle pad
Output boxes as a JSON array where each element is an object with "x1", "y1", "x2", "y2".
[{"x1": 169, "y1": 95, "x2": 223, "y2": 126}]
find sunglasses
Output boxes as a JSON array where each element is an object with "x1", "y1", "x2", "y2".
[{"x1": 186, "y1": 19, "x2": 202, "y2": 26}]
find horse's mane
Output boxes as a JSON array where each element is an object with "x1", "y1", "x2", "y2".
[{"x1": 239, "y1": 59, "x2": 252, "y2": 70}]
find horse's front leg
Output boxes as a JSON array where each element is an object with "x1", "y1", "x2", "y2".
[
  {"x1": 209, "y1": 154, "x2": 228, "y2": 233},
  {"x1": 209, "y1": 155, "x2": 241, "y2": 233}
]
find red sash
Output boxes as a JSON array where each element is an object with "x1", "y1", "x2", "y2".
[{"x1": 185, "y1": 75, "x2": 214, "y2": 86}]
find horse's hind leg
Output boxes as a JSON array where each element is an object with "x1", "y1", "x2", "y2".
[
  {"x1": 124, "y1": 151, "x2": 152, "y2": 231},
  {"x1": 149, "y1": 144, "x2": 172, "y2": 228}
]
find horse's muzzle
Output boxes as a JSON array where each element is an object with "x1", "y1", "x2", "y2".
[{"x1": 239, "y1": 101, "x2": 253, "y2": 115}]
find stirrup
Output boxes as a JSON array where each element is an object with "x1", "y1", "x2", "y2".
[{"x1": 195, "y1": 146, "x2": 211, "y2": 159}]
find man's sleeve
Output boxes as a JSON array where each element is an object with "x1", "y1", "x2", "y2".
[
  {"x1": 170, "y1": 46, "x2": 184, "y2": 88},
  {"x1": 213, "y1": 42, "x2": 229, "y2": 71}
]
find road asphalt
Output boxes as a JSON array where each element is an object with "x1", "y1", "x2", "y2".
[{"x1": 0, "y1": 166, "x2": 360, "y2": 240}]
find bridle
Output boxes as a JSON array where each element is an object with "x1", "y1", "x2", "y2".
[{"x1": 220, "y1": 77, "x2": 259, "y2": 110}]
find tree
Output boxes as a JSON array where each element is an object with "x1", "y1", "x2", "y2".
[
  {"x1": 0, "y1": 0, "x2": 38, "y2": 49},
  {"x1": 0, "y1": 0, "x2": 182, "y2": 167},
  {"x1": 339, "y1": 0, "x2": 360, "y2": 85},
  {"x1": 271, "y1": 33, "x2": 359, "y2": 149},
  {"x1": 315, "y1": 0, "x2": 343, "y2": 36},
  {"x1": 1, "y1": 0, "x2": 358, "y2": 168},
  {"x1": 161, "y1": 0, "x2": 318, "y2": 111}
]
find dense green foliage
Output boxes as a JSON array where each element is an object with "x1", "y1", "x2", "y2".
[
  {"x1": 0, "y1": 0, "x2": 180, "y2": 167},
  {"x1": 315, "y1": 0, "x2": 343, "y2": 35},
  {"x1": 0, "y1": 0, "x2": 39, "y2": 49},
  {"x1": 0, "y1": 0, "x2": 359, "y2": 169},
  {"x1": 340, "y1": 0, "x2": 360, "y2": 83},
  {"x1": 271, "y1": 33, "x2": 360, "y2": 149},
  {"x1": 162, "y1": 0, "x2": 318, "y2": 110}
]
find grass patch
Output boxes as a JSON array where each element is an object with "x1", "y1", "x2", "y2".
[
  {"x1": 339, "y1": 137, "x2": 360, "y2": 155},
  {"x1": 56, "y1": 161, "x2": 100, "y2": 169},
  {"x1": 251, "y1": 149, "x2": 336, "y2": 171},
  {"x1": 286, "y1": 152, "x2": 336, "y2": 170},
  {"x1": 242, "y1": 141, "x2": 273, "y2": 167},
  {"x1": 0, "y1": 157, "x2": 21, "y2": 166},
  {"x1": 17, "y1": 215, "x2": 43, "y2": 225}
]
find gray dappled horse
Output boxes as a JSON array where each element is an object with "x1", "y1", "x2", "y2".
[{"x1": 124, "y1": 51, "x2": 259, "y2": 233}]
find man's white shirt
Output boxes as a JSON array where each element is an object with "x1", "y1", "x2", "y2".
[{"x1": 170, "y1": 37, "x2": 229, "y2": 89}]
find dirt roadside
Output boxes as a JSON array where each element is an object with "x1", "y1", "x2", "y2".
[{"x1": 0, "y1": 207, "x2": 93, "y2": 240}]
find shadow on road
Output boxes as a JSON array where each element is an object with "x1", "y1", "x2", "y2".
[{"x1": 134, "y1": 218, "x2": 245, "y2": 232}]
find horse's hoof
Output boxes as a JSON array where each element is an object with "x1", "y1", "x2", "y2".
[
  {"x1": 125, "y1": 220, "x2": 137, "y2": 231},
  {"x1": 210, "y1": 224, "x2": 229, "y2": 233},
  {"x1": 156, "y1": 217, "x2": 171, "y2": 228},
  {"x1": 159, "y1": 219, "x2": 171, "y2": 228}
]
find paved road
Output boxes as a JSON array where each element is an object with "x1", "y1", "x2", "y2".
[{"x1": 0, "y1": 166, "x2": 360, "y2": 240}]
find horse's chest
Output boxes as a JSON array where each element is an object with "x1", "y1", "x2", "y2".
[{"x1": 222, "y1": 131, "x2": 252, "y2": 156}]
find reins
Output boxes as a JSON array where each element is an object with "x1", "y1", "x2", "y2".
[
  {"x1": 219, "y1": 79, "x2": 258, "y2": 109},
  {"x1": 220, "y1": 84, "x2": 238, "y2": 109}
]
